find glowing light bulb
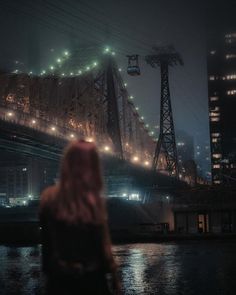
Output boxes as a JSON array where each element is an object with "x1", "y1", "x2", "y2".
[
  {"x1": 124, "y1": 83, "x2": 127, "y2": 87},
  {"x1": 135, "y1": 107, "x2": 139, "y2": 111},
  {"x1": 130, "y1": 95, "x2": 134, "y2": 99},
  {"x1": 70, "y1": 134, "x2": 75, "y2": 138},
  {"x1": 145, "y1": 124, "x2": 149, "y2": 128},
  {"x1": 104, "y1": 146, "x2": 110, "y2": 152},
  {"x1": 7, "y1": 112, "x2": 13, "y2": 117},
  {"x1": 61, "y1": 73, "x2": 65, "y2": 76},
  {"x1": 144, "y1": 161, "x2": 150, "y2": 166},
  {"x1": 70, "y1": 72, "x2": 74, "y2": 76},
  {"x1": 141, "y1": 116, "x2": 144, "y2": 120},
  {"x1": 57, "y1": 58, "x2": 61, "y2": 63},
  {"x1": 86, "y1": 66, "x2": 90, "y2": 71},
  {"x1": 51, "y1": 126, "x2": 56, "y2": 131},
  {"x1": 50, "y1": 66, "x2": 54, "y2": 70},
  {"x1": 32, "y1": 120, "x2": 36, "y2": 124},
  {"x1": 132, "y1": 156, "x2": 139, "y2": 162},
  {"x1": 64, "y1": 51, "x2": 69, "y2": 56},
  {"x1": 78, "y1": 70, "x2": 82, "y2": 75},
  {"x1": 118, "y1": 68, "x2": 122, "y2": 72},
  {"x1": 86, "y1": 137, "x2": 94, "y2": 142},
  {"x1": 93, "y1": 62, "x2": 97, "y2": 66}
]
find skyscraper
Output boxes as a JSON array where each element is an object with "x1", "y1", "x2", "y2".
[{"x1": 207, "y1": 1, "x2": 236, "y2": 184}]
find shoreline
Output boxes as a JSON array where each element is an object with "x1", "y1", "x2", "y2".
[{"x1": 1, "y1": 221, "x2": 236, "y2": 246}]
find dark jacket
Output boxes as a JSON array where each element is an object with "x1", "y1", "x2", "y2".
[{"x1": 39, "y1": 186, "x2": 118, "y2": 295}]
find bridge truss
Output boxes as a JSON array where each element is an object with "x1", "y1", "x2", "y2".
[{"x1": 0, "y1": 53, "x2": 156, "y2": 167}]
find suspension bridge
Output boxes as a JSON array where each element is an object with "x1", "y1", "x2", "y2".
[{"x1": 0, "y1": 47, "x2": 186, "y2": 200}]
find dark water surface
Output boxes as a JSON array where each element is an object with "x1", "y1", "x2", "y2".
[{"x1": 0, "y1": 241, "x2": 236, "y2": 294}]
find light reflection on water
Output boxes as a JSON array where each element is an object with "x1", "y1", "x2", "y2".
[{"x1": 0, "y1": 241, "x2": 236, "y2": 294}]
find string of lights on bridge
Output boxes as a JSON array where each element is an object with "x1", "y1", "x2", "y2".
[
  {"x1": 3, "y1": 109, "x2": 151, "y2": 168},
  {"x1": 12, "y1": 46, "x2": 158, "y2": 141}
]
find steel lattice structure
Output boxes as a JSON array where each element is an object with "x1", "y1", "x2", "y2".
[
  {"x1": 0, "y1": 53, "x2": 156, "y2": 165},
  {"x1": 145, "y1": 45, "x2": 183, "y2": 178}
]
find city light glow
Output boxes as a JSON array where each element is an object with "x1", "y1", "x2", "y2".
[
  {"x1": 132, "y1": 156, "x2": 139, "y2": 162},
  {"x1": 86, "y1": 137, "x2": 94, "y2": 142},
  {"x1": 104, "y1": 145, "x2": 111, "y2": 152}
]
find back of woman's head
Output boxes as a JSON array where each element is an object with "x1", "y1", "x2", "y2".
[
  {"x1": 61, "y1": 140, "x2": 103, "y2": 192},
  {"x1": 54, "y1": 140, "x2": 105, "y2": 224}
]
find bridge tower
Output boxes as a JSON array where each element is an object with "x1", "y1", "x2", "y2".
[
  {"x1": 105, "y1": 55, "x2": 123, "y2": 159},
  {"x1": 145, "y1": 45, "x2": 183, "y2": 178}
]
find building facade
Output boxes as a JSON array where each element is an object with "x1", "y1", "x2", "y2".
[{"x1": 207, "y1": 3, "x2": 236, "y2": 184}]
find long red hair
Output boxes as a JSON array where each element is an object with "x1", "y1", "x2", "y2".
[{"x1": 53, "y1": 140, "x2": 106, "y2": 224}]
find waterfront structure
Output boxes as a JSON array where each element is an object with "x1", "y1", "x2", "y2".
[
  {"x1": 207, "y1": 3, "x2": 236, "y2": 184},
  {"x1": 173, "y1": 186, "x2": 236, "y2": 233}
]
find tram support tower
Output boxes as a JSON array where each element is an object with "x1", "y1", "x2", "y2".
[{"x1": 145, "y1": 45, "x2": 183, "y2": 178}]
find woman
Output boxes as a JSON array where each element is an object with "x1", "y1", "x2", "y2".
[{"x1": 39, "y1": 140, "x2": 121, "y2": 295}]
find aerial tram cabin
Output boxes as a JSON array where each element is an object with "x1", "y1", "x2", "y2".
[{"x1": 127, "y1": 55, "x2": 140, "y2": 76}]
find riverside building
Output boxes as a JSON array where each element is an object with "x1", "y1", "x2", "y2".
[{"x1": 207, "y1": 2, "x2": 236, "y2": 184}]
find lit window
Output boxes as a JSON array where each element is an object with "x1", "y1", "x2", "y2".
[
  {"x1": 212, "y1": 138, "x2": 218, "y2": 143},
  {"x1": 213, "y1": 164, "x2": 220, "y2": 169},
  {"x1": 212, "y1": 153, "x2": 222, "y2": 159},
  {"x1": 210, "y1": 112, "x2": 220, "y2": 117},
  {"x1": 211, "y1": 133, "x2": 220, "y2": 137},
  {"x1": 211, "y1": 117, "x2": 220, "y2": 122},
  {"x1": 214, "y1": 180, "x2": 221, "y2": 184},
  {"x1": 177, "y1": 142, "x2": 185, "y2": 146},
  {"x1": 209, "y1": 76, "x2": 215, "y2": 80},
  {"x1": 226, "y1": 33, "x2": 236, "y2": 38},
  {"x1": 226, "y1": 74, "x2": 236, "y2": 80},
  {"x1": 227, "y1": 90, "x2": 236, "y2": 95},
  {"x1": 210, "y1": 50, "x2": 216, "y2": 55},
  {"x1": 210, "y1": 96, "x2": 219, "y2": 101},
  {"x1": 226, "y1": 54, "x2": 236, "y2": 59},
  {"x1": 211, "y1": 106, "x2": 219, "y2": 111}
]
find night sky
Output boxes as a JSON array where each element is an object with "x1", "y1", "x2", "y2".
[{"x1": 0, "y1": 0, "x2": 229, "y2": 173}]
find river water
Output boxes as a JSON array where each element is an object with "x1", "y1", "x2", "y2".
[{"x1": 0, "y1": 241, "x2": 236, "y2": 294}]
